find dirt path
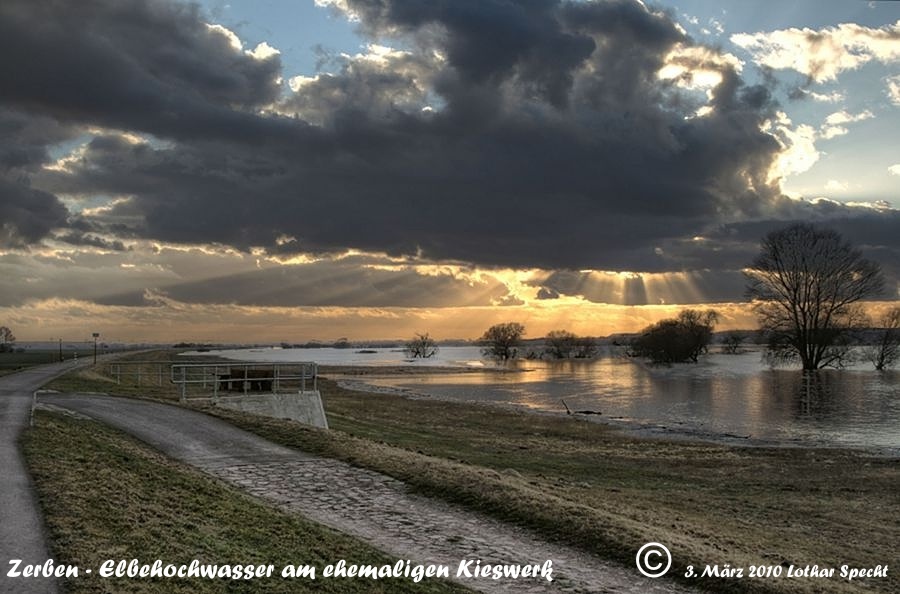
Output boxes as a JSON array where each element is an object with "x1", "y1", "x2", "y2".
[{"x1": 41, "y1": 393, "x2": 695, "y2": 593}]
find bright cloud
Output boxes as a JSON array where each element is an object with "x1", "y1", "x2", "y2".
[
  {"x1": 247, "y1": 42, "x2": 280, "y2": 61},
  {"x1": 314, "y1": 0, "x2": 359, "y2": 22},
  {"x1": 344, "y1": 43, "x2": 412, "y2": 65},
  {"x1": 205, "y1": 23, "x2": 242, "y2": 52},
  {"x1": 808, "y1": 90, "x2": 845, "y2": 102},
  {"x1": 701, "y1": 18, "x2": 725, "y2": 37},
  {"x1": 819, "y1": 125, "x2": 847, "y2": 140},
  {"x1": 766, "y1": 112, "x2": 820, "y2": 179},
  {"x1": 732, "y1": 20, "x2": 900, "y2": 83},
  {"x1": 889, "y1": 164, "x2": 900, "y2": 176},
  {"x1": 658, "y1": 43, "x2": 743, "y2": 90},
  {"x1": 820, "y1": 109, "x2": 874, "y2": 140},
  {"x1": 824, "y1": 109, "x2": 875, "y2": 125},
  {"x1": 887, "y1": 75, "x2": 900, "y2": 105},
  {"x1": 825, "y1": 179, "x2": 848, "y2": 192}
]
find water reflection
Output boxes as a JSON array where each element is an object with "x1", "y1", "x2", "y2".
[
  {"x1": 790, "y1": 372, "x2": 835, "y2": 418},
  {"x1": 362, "y1": 351, "x2": 900, "y2": 452}
]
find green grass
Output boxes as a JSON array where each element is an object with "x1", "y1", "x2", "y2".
[{"x1": 22, "y1": 411, "x2": 473, "y2": 594}]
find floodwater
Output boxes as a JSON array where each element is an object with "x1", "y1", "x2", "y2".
[{"x1": 195, "y1": 346, "x2": 900, "y2": 453}]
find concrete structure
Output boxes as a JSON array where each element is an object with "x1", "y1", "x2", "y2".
[{"x1": 215, "y1": 391, "x2": 328, "y2": 429}]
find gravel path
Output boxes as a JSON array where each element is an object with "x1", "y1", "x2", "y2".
[{"x1": 42, "y1": 393, "x2": 695, "y2": 593}]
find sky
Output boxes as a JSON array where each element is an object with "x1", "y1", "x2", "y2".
[{"x1": 1, "y1": 0, "x2": 898, "y2": 344}]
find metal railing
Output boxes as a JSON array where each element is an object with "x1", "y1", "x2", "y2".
[
  {"x1": 169, "y1": 362, "x2": 318, "y2": 402},
  {"x1": 105, "y1": 361, "x2": 170, "y2": 386}
]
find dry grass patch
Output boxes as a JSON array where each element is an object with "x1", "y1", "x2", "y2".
[
  {"x1": 198, "y1": 378, "x2": 899, "y2": 594},
  {"x1": 22, "y1": 411, "x2": 473, "y2": 594}
]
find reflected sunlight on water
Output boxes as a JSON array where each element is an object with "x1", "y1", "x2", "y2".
[
  {"x1": 362, "y1": 351, "x2": 900, "y2": 452},
  {"x1": 209, "y1": 346, "x2": 900, "y2": 452}
]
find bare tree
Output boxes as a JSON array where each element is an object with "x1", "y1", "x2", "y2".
[
  {"x1": 405, "y1": 332, "x2": 438, "y2": 359},
  {"x1": 574, "y1": 336, "x2": 599, "y2": 359},
  {"x1": 0, "y1": 326, "x2": 15, "y2": 353},
  {"x1": 745, "y1": 224, "x2": 883, "y2": 370},
  {"x1": 480, "y1": 322, "x2": 525, "y2": 361},
  {"x1": 544, "y1": 330, "x2": 577, "y2": 359},
  {"x1": 543, "y1": 330, "x2": 599, "y2": 359},
  {"x1": 630, "y1": 309, "x2": 718, "y2": 364},
  {"x1": 721, "y1": 332, "x2": 745, "y2": 354},
  {"x1": 864, "y1": 307, "x2": 900, "y2": 371}
]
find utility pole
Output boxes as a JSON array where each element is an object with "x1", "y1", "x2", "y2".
[{"x1": 92, "y1": 332, "x2": 100, "y2": 365}]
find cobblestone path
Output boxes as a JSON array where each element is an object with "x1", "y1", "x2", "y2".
[
  {"x1": 202, "y1": 460, "x2": 692, "y2": 593},
  {"x1": 43, "y1": 394, "x2": 695, "y2": 594}
]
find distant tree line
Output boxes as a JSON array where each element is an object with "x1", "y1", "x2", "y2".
[{"x1": 475, "y1": 324, "x2": 601, "y2": 362}]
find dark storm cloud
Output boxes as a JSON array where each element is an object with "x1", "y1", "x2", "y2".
[
  {"x1": 281, "y1": 51, "x2": 437, "y2": 124},
  {"x1": 343, "y1": 0, "x2": 600, "y2": 107},
  {"x1": 0, "y1": 0, "x2": 300, "y2": 245},
  {"x1": 524, "y1": 199, "x2": 900, "y2": 305},
  {"x1": 54, "y1": 232, "x2": 130, "y2": 252},
  {"x1": 0, "y1": 0, "x2": 304, "y2": 146},
  {"x1": 94, "y1": 259, "x2": 511, "y2": 308},
  {"x1": 0, "y1": 179, "x2": 69, "y2": 247},
  {"x1": 3, "y1": 0, "x2": 899, "y2": 284},
  {"x1": 0, "y1": 109, "x2": 75, "y2": 171},
  {"x1": 0, "y1": 108, "x2": 78, "y2": 246},
  {"x1": 707, "y1": 205, "x2": 900, "y2": 294},
  {"x1": 535, "y1": 286, "x2": 560, "y2": 300}
]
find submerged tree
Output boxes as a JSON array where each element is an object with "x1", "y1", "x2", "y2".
[
  {"x1": 863, "y1": 307, "x2": 900, "y2": 371},
  {"x1": 405, "y1": 332, "x2": 438, "y2": 359},
  {"x1": 544, "y1": 330, "x2": 598, "y2": 359},
  {"x1": 721, "y1": 332, "x2": 745, "y2": 354},
  {"x1": 480, "y1": 322, "x2": 525, "y2": 361},
  {"x1": 544, "y1": 330, "x2": 577, "y2": 359},
  {"x1": 574, "y1": 336, "x2": 599, "y2": 359},
  {"x1": 745, "y1": 224, "x2": 883, "y2": 370},
  {"x1": 630, "y1": 309, "x2": 718, "y2": 364}
]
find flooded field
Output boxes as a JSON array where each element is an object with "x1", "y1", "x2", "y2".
[{"x1": 197, "y1": 346, "x2": 900, "y2": 452}]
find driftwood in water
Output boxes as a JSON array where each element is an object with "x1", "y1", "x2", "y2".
[{"x1": 561, "y1": 399, "x2": 602, "y2": 415}]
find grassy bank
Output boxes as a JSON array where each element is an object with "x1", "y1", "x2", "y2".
[
  {"x1": 22, "y1": 411, "x2": 471, "y2": 594},
  {"x1": 42, "y1": 356, "x2": 899, "y2": 593}
]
